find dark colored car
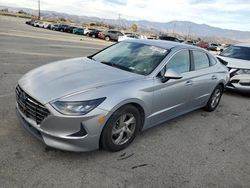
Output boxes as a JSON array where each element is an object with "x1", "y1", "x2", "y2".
[
  {"x1": 57, "y1": 24, "x2": 69, "y2": 32},
  {"x1": 25, "y1": 20, "x2": 33, "y2": 25},
  {"x1": 73, "y1": 28, "x2": 84, "y2": 35},
  {"x1": 158, "y1": 35, "x2": 181, "y2": 42},
  {"x1": 102, "y1": 30, "x2": 124, "y2": 41},
  {"x1": 64, "y1": 26, "x2": 77, "y2": 33},
  {"x1": 87, "y1": 29, "x2": 101, "y2": 38},
  {"x1": 208, "y1": 43, "x2": 223, "y2": 51}
]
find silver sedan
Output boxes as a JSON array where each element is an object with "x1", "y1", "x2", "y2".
[{"x1": 16, "y1": 40, "x2": 229, "y2": 152}]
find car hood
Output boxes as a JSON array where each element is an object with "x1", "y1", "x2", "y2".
[
  {"x1": 217, "y1": 55, "x2": 250, "y2": 70},
  {"x1": 18, "y1": 57, "x2": 142, "y2": 104}
]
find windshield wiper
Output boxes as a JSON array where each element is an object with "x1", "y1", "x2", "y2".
[
  {"x1": 100, "y1": 61, "x2": 114, "y2": 67},
  {"x1": 87, "y1": 56, "x2": 95, "y2": 61}
]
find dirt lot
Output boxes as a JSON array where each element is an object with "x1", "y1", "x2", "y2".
[{"x1": 0, "y1": 16, "x2": 250, "y2": 188}]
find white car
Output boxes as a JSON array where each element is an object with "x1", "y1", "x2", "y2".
[
  {"x1": 118, "y1": 33, "x2": 140, "y2": 42},
  {"x1": 217, "y1": 44, "x2": 250, "y2": 93},
  {"x1": 42, "y1": 22, "x2": 50, "y2": 28},
  {"x1": 33, "y1": 21, "x2": 44, "y2": 28}
]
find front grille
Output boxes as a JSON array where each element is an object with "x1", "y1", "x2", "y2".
[{"x1": 16, "y1": 85, "x2": 50, "y2": 124}]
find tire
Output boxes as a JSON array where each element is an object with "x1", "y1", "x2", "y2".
[
  {"x1": 92, "y1": 34, "x2": 96, "y2": 38},
  {"x1": 105, "y1": 36, "x2": 110, "y2": 41},
  {"x1": 100, "y1": 105, "x2": 141, "y2": 152},
  {"x1": 204, "y1": 85, "x2": 223, "y2": 112}
]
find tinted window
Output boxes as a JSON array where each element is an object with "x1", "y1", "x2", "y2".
[
  {"x1": 220, "y1": 46, "x2": 250, "y2": 61},
  {"x1": 193, "y1": 51, "x2": 210, "y2": 70},
  {"x1": 166, "y1": 50, "x2": 190, "y2": 73}
]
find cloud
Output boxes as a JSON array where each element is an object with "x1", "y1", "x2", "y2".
[{"x1": 0, "y1": 0, "x2": 249, "y2": 31}]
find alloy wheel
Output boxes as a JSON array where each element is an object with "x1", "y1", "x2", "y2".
[
  {"x1": 111, "y1": 113, "x2": 136, "y2": 145},
  {"x1": 210, "y1": 89, "x2": 221, "y2": 109}
]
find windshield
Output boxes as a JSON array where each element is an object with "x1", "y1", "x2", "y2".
[
  {"x1": 220, "y1": 46, "x2": 250, "y2": 61},
  {"x1": 91, "y1": 42, "x2": 169, "y2": 75}
]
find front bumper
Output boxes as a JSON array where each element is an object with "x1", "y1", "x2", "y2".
[
  {"x1": 227, "y1": 74, "x2": 250, "y2": 93},
  {"x1": 16, "y1": 104, "x2": 109, "y2": 152}
]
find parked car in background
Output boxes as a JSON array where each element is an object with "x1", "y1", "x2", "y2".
[
  {"x1": 64, "y1": 26, "x2": 77, "y2": 33},
  {"x1": 98, "y1": 31, "x2": 103, "y2": 39},
  {"x1": 87, "y1": 29, "x2": 101, "y2": 38},
  {"x1": 33, "y1": 21, "x2": 44, "y2": 28},
  {"x1": 41, "y1": 22, "x2": 50, "y2": 28},
  {"x1": 208, "y1": 43, "x2": 223, "y2": 52},
  {"x1": 57, "y1": 24, "x2": 69, "y2": 32},
  {"x1": 84, "y1": 28, "x2": 96, "y2": 35},
  {"x1": 183, "y1": 40, "x2": 196, "y2": 45},
  {"x1": 51, "y1": 24, "x2": 60, "y2": 30},
  {"x1": 102, "y1": 30, "x2": 124, "y2": 41},
  {"x1": 118, "y1": 33, "x2": 140, "y2": 42},
  {"x1": 196, "y1": 41, "x2": 209, "y2": 49},
  {"x1": 73, "y1": 28, "x2": 84, "y2": 35},
  {"x1": 16, "y1": 40, "x2": 229, "y2": 152},
  {"x1": 217, "y1": 44, "x2": 250, "y2": 93},
  {"x1": 25, "y1": 20, "x2": 33, "y2": 25},
  {"x1": 158, "y1": 35, "x2": 181, "y2": 42}
]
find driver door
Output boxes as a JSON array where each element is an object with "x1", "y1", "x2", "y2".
[{"x1": 150, "y1": 50, "x2": 193, "y2": 126}]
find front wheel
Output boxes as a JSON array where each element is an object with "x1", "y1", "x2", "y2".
[
  {"x1": 204, "y1": 85, "x2": 223, "y2": 112},
  {"x1": 100, "y1": 105, "x2": 141, "y2": 152}
]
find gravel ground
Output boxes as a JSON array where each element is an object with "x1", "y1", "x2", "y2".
[{"x1": 0, "y1": 16, "x2": 250, "y2": 188}]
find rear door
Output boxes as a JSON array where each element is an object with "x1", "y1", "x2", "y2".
[{"x1": 188, "y1": 50, "x2": 218, "y2": 108}]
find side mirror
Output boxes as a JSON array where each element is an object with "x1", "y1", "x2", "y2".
[{"x1": 161, "y1": 69, "x2": 182, "y2": 83}]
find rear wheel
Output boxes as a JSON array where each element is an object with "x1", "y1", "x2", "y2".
[
  {"x1": 101, "y1": 105, "x2": 141, "y2": 152},
  {"x1": 204, "y1": 85, "x2": 223, "y2": 112},
  {"x1": 105, "y1": 36, "x2": 110, "y2": 41}
]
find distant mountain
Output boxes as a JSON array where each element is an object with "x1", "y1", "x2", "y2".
[{"x1": 1, "y1": 5, "x2": 250, "y2": 42}]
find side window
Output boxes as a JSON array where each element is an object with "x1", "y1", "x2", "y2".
[
  {"x1": 193, "y1": 51, "x2": 210, "y2": 70},
  {"x1": 209, "y1": 55, "x2": 217, "y2": 66},
  {"x1": 165, "y1": 50, "x2": 190, "y2": 74}
]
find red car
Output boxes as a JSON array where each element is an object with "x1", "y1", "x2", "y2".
[
  {"x1": 98, "y1": 31, "x2": 103, "y2": 39},
  {"x1": 197, "y1": 41, "x2": 209, "y2": 49}
]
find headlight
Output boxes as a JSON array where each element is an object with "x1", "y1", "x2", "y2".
[
  {"x1": 237, "y1": 69, "x2": 250, "y2": 75},
  {"x1": 51, "y1": 98, "x2": 106, "y2": 115}
]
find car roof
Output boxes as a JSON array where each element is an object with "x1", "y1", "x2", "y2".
[
  {"x1": 234, "y1": 43, "x2": 250, "y2": 48},
  {"x1": 125, "y1": 39, "x2": 201, "y2": 50}
]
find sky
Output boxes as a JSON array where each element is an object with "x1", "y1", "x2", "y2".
[{"x1": 1, "y1": 0, "x2": 250, "y2": 31}]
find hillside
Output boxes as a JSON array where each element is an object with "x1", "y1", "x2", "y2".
[{"x1": 1, "y1": 5, "x2": 250, "y2": 42}]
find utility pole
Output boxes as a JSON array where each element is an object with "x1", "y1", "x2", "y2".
[{"x1": 38, "y1": 0, "x2": 40, "y2": 20}]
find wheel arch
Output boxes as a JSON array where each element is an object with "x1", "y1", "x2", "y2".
[{"x1": 99, "y1": 100, "x2": 146, "y2": 149}]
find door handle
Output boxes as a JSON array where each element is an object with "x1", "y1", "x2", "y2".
[
  {"x1": 185, "y1": 80, "x2": 193, "y2": 86},
  {"x1": 211, "y1": 75, "x2": 217, "y2": 80}
]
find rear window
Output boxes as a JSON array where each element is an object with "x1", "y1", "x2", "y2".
[
  {"x1": 193, "y1": 51, "x2": 210, "y2": 70},
  {"x1": 220, "y1": 46, "x2": 250, "y2": 61},
  {"x1": 209, "y1": 55, "x2": 217, "y2": 66}
]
